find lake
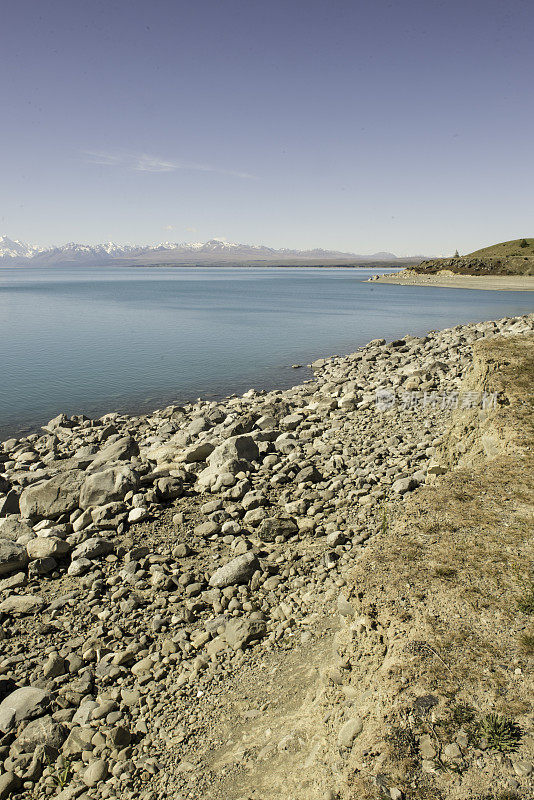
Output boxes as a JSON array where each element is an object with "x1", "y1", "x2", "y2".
[{"x1": 1, "y1": 265, "x2": 532, "y2": 438}]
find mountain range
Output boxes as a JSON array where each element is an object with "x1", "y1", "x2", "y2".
[{"x1": 0, "y1": 235, "x2": 414, "y2": 266}]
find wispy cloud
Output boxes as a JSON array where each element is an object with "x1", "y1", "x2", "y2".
[{"x1": 84, "y1": 150, "x2": 256, "y2": 179}]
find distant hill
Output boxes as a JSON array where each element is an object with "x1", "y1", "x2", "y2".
[
  {"x1": 413, "y1": 238, "x2": 534, "y2": 276},
  {"x1": 0, "y1": 235, "x2": 418, "y2": 267}
]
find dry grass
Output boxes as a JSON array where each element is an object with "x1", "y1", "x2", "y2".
[{"x1": 343, "y1": 333, "x2": 534, "y2": 799}]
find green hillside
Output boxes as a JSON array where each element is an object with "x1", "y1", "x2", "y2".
[{"x1": 468, "y1": 238, "x2": 534, "y2": 258}]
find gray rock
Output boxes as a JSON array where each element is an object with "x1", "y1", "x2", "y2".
[
  {"x1": 337, "y1": 716, "x2": 363, "y2": 748},
  {"x1": 19, "y1": 471, "x2": 83, "y2": 520},
  {"x1": 0, "y1": 490, "x2": 20, "y2": 518},
  {"x1": 184, "y1": 442, "x2": 215, "y2": 463},
  {"x1": 71, "y1": 536, "x2": 113, "y2": 561},
  {"x1": 0, "y1": 518, "x2": 33, "y2": 541},
  {"x1": 295, "y1": 464, "x2": 322, "y2": 483},
  {"x1": 257, "y1": 517, "x2": 298, "y2": 542},
  {"x1": 83, "y1": 758, "x2": 109, "y2": 787},
  {"x1": 391, "y1": 476, "x2": 417, "y2": 494},
  {"x1": 0, "y1": 572, "x2": 26, "y2": 591},
  {"x1": 207, "y1": 435, "x2": 259, "y2": 468},
  {"x1": 11, "y1": 714, "x2": 66, "y2": 754},
  {"x1": 337, "y1": 593, "x2": 355, "y2": 617},
  {"x1": 155, "y1": 476, "x2": 183, "y2": 502},
  {"x1": 67, "y1": 558, "x2": 92, "y2": 576},
  {"x1": 26, "y1": 536, "x2": 71, "y2": 560},
  {"x1": 79, "y1": 465, "x2": 139, "y2": 509},
  {"x1": 224, "y1": 618, "x2": 266, "y2": 650},
  {"x1": 43, "y1": 413, "x2": 75, "y2": 431},
  {"x1": 0, "y1": 594, "x2": 45, "y2": 615},
  {"x1": 43, "y1": 653, "x2": 67, "y2": 679},
  {"x1": 128, "y1": 506, "x2": 148, "y2": 523},
  {"x1": 0, "y1": 539, "x2": 29, "y2": 576},
  {"x1": 88, "y1": 436, "x2": 139, "y2": 471},
  {"x1": 209, "y1": 552, "x2": 259, "y2": 588},
  {"x1": 0, "y1": 772, "x2": 21, "y2": 800},
  {"x1": 0, "y1": 687, "x2": 50, "y2": 733},
  {"x1": 62, "y1": 725, "x2": 95, "y2": 756}
]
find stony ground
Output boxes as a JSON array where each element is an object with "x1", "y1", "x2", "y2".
[{"x1": 0, "y1": 312, "x2": 533, "y2": 800}]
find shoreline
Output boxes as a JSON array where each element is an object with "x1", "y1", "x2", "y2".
[{"x1": 371, "y1": 270, "x2": 534, "y2": 291}]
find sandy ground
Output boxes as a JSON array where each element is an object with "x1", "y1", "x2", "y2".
[{"x1": 372, "y1": 271, "x2": 534, "y2": 291}]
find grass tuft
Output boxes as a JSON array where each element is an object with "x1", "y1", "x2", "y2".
[{"x1": 476, "y1": 714, "x2": 522, "y2": 753}]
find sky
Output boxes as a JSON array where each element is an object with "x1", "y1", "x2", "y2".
[{"x1": 1, "y1": 0, "x2": 533, "y2": 256}]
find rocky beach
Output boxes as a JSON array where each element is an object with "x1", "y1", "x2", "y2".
[{"x1": 0, "y1": 312, "x2": 533, "y2": 800}]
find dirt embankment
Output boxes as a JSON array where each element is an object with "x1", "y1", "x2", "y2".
[{"x1": 249, "y1": 333, "x2": 534, "y2": 800}]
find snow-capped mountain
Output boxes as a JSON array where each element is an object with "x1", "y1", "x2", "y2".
[
  {"x1": 0, "y1": 235, "x2": 401, "y2": 266},
  {"x1": 0, "y1": 235, "x2": 45, "y2": 260}
]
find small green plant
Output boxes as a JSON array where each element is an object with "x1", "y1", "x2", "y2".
[
  {"x1": 452, "y1": 701, "x2": 475, "y2": 725},
  {"x1": 46, "y1": 754, "x2": 72, "y2": 789},
  {"x1": 519, "y1": 238, "x2": 529, "y2": 248},
  {"x1": 476, "y1": 714, "x2": 522, "y2": 753}
]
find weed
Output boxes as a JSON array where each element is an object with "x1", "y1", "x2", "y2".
[
  {"x1": 433, "y1": 566, "x2": 457, "y2": 580},
  {"x1": 385, "y1": 725, "x2": 419, "y2": 759},
  {"x1": 46, "y1": 754, "x2": 72, "y2": 789},
  {"x1": 476, "y1": 714, "x2": 522, "y2": 753},
  {"x1": 516, "y1": 583, "x2": 534, "y2": 614},
  {"x1": 451, "y1": 701, "x2": 475, "y2": 725},
  {"x1": 518, "y1": 632, "x2": 534, "y2": 654}
]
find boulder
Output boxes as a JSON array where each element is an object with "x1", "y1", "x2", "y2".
[
  {"x1": 42, "y1": 413, "x2": 75, "y2": 432},
  {"x1": 207, "y1": 435, "x2": 259, "y2": 469},
  {"x1": 0, "y1": 772, "x2": 21, "y2": 800},
  {"x1": 392, "y1": 476, "x2": 417, "y2": 494},
  {"x1": 79, "y1": 465, "x2": 139, "y2": 509},
  {"x1": 11, "y1": 714, "x2": 67, "y2": 754},
  {"x1": 19, "y1": 471, "x2": 83, "y2": 520},
  {"x1": 26, "y1": 537, "x2": 71, "y2": 560},
  {"x1": 294, "y1": 465, "x2": 322, "y2": 484},
  {"x1": 0, "y1": 539, "x2": 29, "y2": 576},
  {"x1": 183, "y1": 442, "x2": 215, "y2": 463},
  {"x1": 0, "y1": 687, "x2": 50, "y2": 734},
  {"x1": 0, "y1": 518, "x2": 33, "y2": 541},
  {"x1": 257, "y1": 517, "x2": 298, "y2": 542},
  {"x1": 0, "y1": 594, "x2": 45, "y2": 615},
  {"x1": 155, "y1": 476, "x2": 183, "y2": 502},
  {"x1": 83, "y1": 758, "x2": 109, "y2": 787},
  {"x1": 71, "y1": 536, "x2": 113, "y2": 561},
  {"x1": 209, "y1": 552, "x2": 259, "y2": 588},
  {"x1": 0, "y1": 490, "x2": 20, "y2": 517},
  {"x1": 87, "y1": 436, "x2": 139, "y2": 471},
  {"x1": 224, "y1": 619, "x2": 266, "y2": 650}
]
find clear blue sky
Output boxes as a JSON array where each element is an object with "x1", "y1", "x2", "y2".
[{"x1": 2, "y1": 0, "x2": 533, "y2": 255}]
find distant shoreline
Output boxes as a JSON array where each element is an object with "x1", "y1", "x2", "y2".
[
  {"x1": 372, "y1": 271, "x2": 534, "y2": 292},
  {"x1": 0, "y1": 260, "x2": 414, "y2": 270}
]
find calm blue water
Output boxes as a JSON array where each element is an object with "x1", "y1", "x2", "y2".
[{"x1": 1, "y1": 265, "x2": 532, "y2": 438}]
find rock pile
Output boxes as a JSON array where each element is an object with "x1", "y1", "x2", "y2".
[{"x1": 0, "y1": 312, "x2": 532, "y2": 799}]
